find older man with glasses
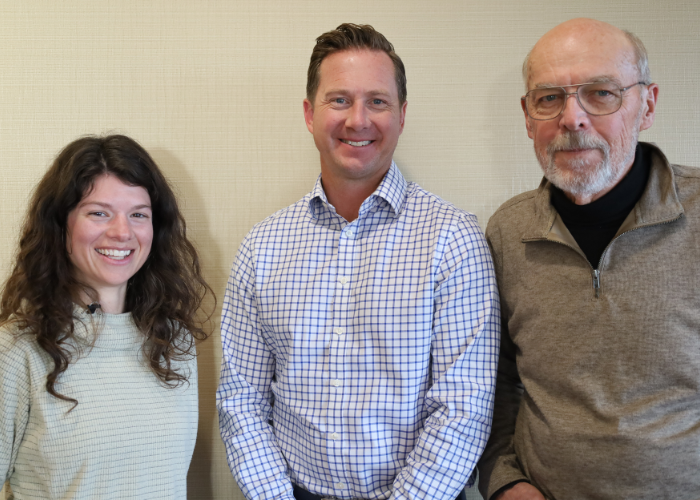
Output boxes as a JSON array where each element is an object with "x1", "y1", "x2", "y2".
[{"x1": 477, "y1": 18, "x2": 700, "y2": 500}]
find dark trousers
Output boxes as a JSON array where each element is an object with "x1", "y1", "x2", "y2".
[{"x1": 293, "y1": 484, "x2": 468, "y2": 500}]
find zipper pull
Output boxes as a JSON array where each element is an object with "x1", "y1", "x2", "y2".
[{"x1": 592, "y1": 269, "x2": 601, "y2": 298}]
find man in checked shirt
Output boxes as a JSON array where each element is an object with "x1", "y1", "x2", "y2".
[{"x1": 217, "y1": 23, "x2": 500, "y2": 500}]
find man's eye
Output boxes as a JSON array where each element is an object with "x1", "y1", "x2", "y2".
[
  {"x1": 541, "y1": 94, "x2": 560, "y2": 103},
  {"x1": 333, "y1": 98, "x2": 347, "y2": 104},
  {"x1": 372, "y1": 99, "x2": 385, "y2": 105}
]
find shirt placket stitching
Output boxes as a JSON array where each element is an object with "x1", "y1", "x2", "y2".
[{"x1": 327, "y1": 220, "x2": 356, "y2": 495}]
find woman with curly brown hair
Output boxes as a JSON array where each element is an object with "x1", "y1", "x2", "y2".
[{"x1": 0, "y1": 135, "x2": 213, "y2": 499}]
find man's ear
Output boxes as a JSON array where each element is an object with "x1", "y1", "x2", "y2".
[
  {"x1": 522, "y1": 98, "x2": 534, "y2": 139},
  {"x1": 639, "y1": 83, "x2": 659, "y2": 132},
  {"x1": 303, "y1": 98, "x2": 314, "y2": 134},
  {"x1": 398, "y1": 100, "x2": 407, "y2": 134}
]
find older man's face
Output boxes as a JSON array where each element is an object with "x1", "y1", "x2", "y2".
[{"x1": 523, "y1": 21, "x2": 657, "y2": 204}]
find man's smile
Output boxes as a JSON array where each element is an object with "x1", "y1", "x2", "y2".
[{"x1": 340, "y1": 139, "x2": 374, "y2": 147}]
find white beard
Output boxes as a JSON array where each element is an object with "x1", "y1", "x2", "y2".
[{"x1": 536, "y1": 112, "x2": 642, "y2": 199}]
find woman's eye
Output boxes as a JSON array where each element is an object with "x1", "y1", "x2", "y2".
[
  {"x1": 89, "y1": 211, "x2": 107, "y2": 217},
  {"x1": 132, "y1": 212, "x2": 150, "y2": 219}
]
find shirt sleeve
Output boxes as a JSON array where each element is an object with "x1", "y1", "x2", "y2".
[
  {"x1": 216, "y1": 236, "x2": 295, "y2": 500},
  {"x1": 1, "y1": 332, "x2": 32, "y2": 484},
  {"x1": 477, "y1": 222, "x2": 529, "y2": 500},
  {"x1": 390, "y1": 215, "x2": 501, "y2": 500}
]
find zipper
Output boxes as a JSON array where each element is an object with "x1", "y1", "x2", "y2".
[{"x1": 592, "y1": 269, "x2": 601, "y2": 298}]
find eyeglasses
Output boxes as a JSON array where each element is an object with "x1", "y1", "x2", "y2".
[{"x1": 522, "y1": 81, "x2": 648, "y2": 120}]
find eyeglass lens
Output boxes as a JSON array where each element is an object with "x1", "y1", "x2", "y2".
[{"x1": 526, "y1": 83, "x2": 623, "y2": 119}]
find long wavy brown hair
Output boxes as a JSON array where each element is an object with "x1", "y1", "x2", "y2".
[{"x1": 0, "y1": 134, "x2": 214, "y2": 406}]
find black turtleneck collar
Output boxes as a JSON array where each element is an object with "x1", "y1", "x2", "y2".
[{"x1": 550, "y1": 142, "x2": 651, "y2": 268}]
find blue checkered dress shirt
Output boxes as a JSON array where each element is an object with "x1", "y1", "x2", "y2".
[{"x1": 218, "y1": 163, "x2": 500, "y2": 500}]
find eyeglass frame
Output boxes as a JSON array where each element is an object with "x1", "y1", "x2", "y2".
[{"x1": 521, "y1": 81, "x2": 649, "y2": 121}]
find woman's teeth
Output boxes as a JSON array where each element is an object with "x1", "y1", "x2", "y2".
[{"x1": 96, "y1": 249, "x2": 132, "y2": 260}]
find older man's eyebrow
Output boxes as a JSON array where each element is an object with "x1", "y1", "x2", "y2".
[{"x1": 532, "y1": 76, "x2": 622, "y2": 90}]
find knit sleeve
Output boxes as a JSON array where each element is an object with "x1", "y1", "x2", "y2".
[
  {"x1": 477, "y1": 221, "x2": 529, "y2": 500},
  {"x1": 0, "y1": 330, "x2": 32, "y2": 483}
]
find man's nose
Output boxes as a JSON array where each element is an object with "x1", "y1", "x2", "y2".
[
  {"x1": 558, "y1": 93, "x2": 590, "y2": 131},
  {"x1": 346, "y1": 102, "x2": 370, "y2": 130}
]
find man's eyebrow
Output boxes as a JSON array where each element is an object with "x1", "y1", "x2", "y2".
[
  {"x1": 322, "y1": 89, "x2": 393, "y2": 97},
  {"x1": 532, "y1": 76, "x2": 621, "y2": 90}
]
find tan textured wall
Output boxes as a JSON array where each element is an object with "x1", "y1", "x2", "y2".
[{"x1": 1, "y1": 1, "x2": 698, "y2": 499}]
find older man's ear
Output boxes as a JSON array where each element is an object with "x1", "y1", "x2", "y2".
[{"x1": 639, "y1": 83, "x2": 659, "y2": 132}]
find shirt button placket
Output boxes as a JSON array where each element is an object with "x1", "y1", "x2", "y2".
[{"x1": 327, "y1": 222, "x2": 356, "y2": 488}]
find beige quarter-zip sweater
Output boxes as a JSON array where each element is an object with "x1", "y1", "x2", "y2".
[{"x1": 478, "y1": 142, "x2": 700, "y2": 500}]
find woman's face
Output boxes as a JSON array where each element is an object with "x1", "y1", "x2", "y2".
[{"x1": 66, "y1": 174, "x2": 153, "y2": 308}]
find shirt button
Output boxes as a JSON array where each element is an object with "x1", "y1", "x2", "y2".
[
  {"x1": 339, "y1": 276, "x2": 348, "y2": 285},
  {"x1": 330, "y1": 432, "x2": 339, "y2": 440},
  {"x1": 345, "y1": 229, "x2": 355, "y2": 237},
  {"x1": 334, "y1": 327, "x2": 344, "y2": 335},
  {"x1": 335, "y1": 482, "x2": 346, "y2": 489},
  {"x1": 331, "y1": 379, "x2": 341, "y2": 387}
]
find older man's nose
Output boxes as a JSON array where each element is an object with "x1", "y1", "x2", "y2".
[{"x1": 558, "y1": 93, "x2": 591, "y2": 131}]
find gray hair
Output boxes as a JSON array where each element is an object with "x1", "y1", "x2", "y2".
[
  {"x1": 623, "y1": 29, "x2": 651, "y2": 84},
  {"x1": 521, "y1": 29, "x2": 651, "y2": 90}
]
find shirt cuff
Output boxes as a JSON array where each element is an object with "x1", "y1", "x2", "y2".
[{"x1": 489, "y1": 480, "x2": 531, "y2": 500}]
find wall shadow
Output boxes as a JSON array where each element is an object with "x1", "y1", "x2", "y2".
[{"x1": 150, "y1": 147, "x2": 222, "y2": 500}]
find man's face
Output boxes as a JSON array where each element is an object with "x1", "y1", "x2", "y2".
[
  {"x1": 303, "y1": 49, "x2": 407, "y2": 188},
  {"x1": 524, "y1": 22, "x2": 657, "y2": 203}
]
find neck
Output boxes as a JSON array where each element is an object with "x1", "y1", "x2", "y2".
[
  {"x1": 321, "y1": 167, "x2": 389, "y2": 222},
  {"x1": 78, "y1": 287, "x2": 126, "y2": 314}
]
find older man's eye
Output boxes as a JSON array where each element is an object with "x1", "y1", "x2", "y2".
[
  {"x1": 540, "y1": 94, "x2": 560, "y2": 103},
  {"x1": 333, "y1": 98, "x2": 347, "y2": 104}
]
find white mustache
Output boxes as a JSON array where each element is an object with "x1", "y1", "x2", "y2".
[{"x1": 546, "y1": 132, "x2": 610, "y2": 155}]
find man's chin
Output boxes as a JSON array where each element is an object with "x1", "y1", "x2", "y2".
[
  {"x1": 544, "y1": 160, "x2": 618, "y2": 198},
  {"x1": 553, "y1": 150, "x2": 603, "y2": 169}
]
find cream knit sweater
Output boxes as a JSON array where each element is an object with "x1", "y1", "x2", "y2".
[{"x1": 0, "y1": 308, "x2": 198, "y2": 499}]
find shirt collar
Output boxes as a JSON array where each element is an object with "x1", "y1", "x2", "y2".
[{"x1": 308, "y1": 161, "x2": 407, "y2": 219}]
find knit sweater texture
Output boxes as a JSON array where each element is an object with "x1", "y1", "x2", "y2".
[
  {"x1": 478, "y1": 142, "x2": 700, "y2": 500},
  {"x1": 0, "y1": 308, "x2": 198, "y2": 500}
]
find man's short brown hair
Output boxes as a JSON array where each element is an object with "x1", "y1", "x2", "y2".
[{"x1": 306, "y1": 23, "x2": 407, "y2": 105}]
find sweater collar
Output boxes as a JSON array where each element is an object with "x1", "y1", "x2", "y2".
[
  {"x1": 523, "y1": 142, "x2": 684, "y2": 242},
  {"x1": 72, "y1": 304, "x2": 143, "y2": 350}
]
